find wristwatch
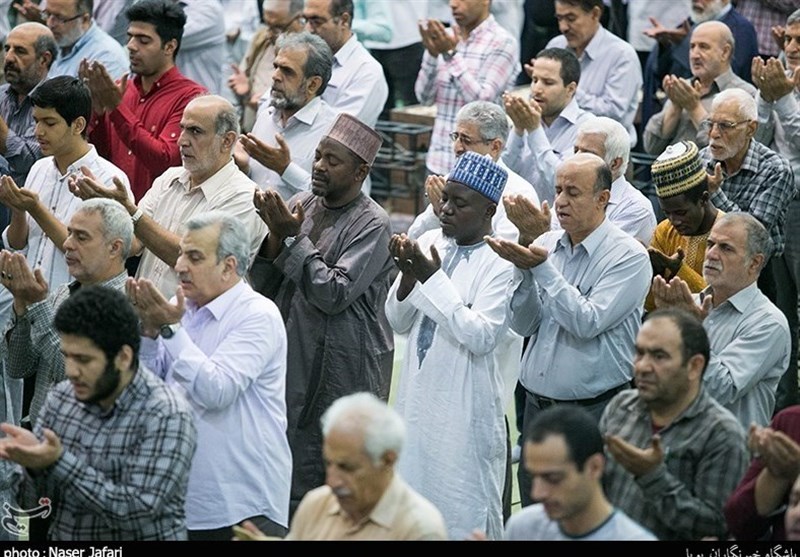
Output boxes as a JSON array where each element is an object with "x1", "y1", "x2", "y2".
[
  {"x1": 283, "y1": 235, "x2": 297, "y2": 248},
  {"x1": 441, "y1": 48, "x2": 456, "y2": 62},
  {"x1": 159, "y1": 323, "x2": 181, "y2": 339}
]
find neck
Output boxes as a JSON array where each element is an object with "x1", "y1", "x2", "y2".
[
  {"x1": 695, "y1": 204, "x2": 718, "y2": 235},
  {"x1": 332, "y1": 30, "x2": 352, "y2": 54},
  {"x1": 457, "y1": 225, "x2": 493, "y2": 246},
  {"x1": 709, "y1": 280, "x2": 753, "y2": 308},
  {"x1": 140, "y1": 63, "x2": 173, "y2": 94},
  {"x1": 83, "y1": 264, "x2": 125, "y2": 286},
  {"x1": 461, "y1": 15, "x2": 487, "y2": 38},
  {"x1": 721, "y1": 143, "x2": 750, "y2": 176},
  {"x1": 344, "y1": 472, "x2": 392, "y2": 523},
  {"x1": 573, "y1": 25, "x2": 599, "y2": 59},
  {"x1": 648, "y1": 385, "x2": 700, "y2": 428},
  {"x1": 55, "y1": 142, "x2": 90, "y2": 174},
  {"x1": 189, "y1": 160, "x2": 227, "y2": 189},
  {"x1": 323, "y1": 188, "x2": 361, "y2": 209},
  {"x1": 567, "y1": 217, "x2": 604, "y2": 247},
  {"x1": 559, "y1": 492, "x2": 614, "y2": 537}
]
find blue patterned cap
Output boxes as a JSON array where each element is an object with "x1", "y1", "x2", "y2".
[{"x1": 448, "y1": 151, "x2": 507, "y2": 203}]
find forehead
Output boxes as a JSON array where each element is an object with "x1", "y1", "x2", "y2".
[
  {"x1": 127, "y1": 21, "x2": 160, "y2": 41},
  {"x1": 658, "y1": 193, "x2": 696, "y2": 211},
  {"x1": 304, "y1": 0, "x2": 332, "y2": 15},
  {"x1": 275, "y1": 47, "x2": 307, "y2": 72},
  {"x1": 709, "y1": 221, "x2": 747, "y2": 248},
  {"x1": 46, "y1": 0, "x2": 78, "y2": 14},
  {"x1": 574, "y1": 132, "x2": 605, "y2": 157},
  {"x1": 181, "y1": 225, "x2": 220, "y2": 254},
  {"x1": 317, "y1": 136, "x2": 357, "y2": 161},
  {"x1": 638, "y1": 317, "x2": 682, "y2": 350},
  {"x1": 6, "y1": 27, "x2": 39, "y2": 49},
  {"x1": 556, "y1": 160, "x2": 596, "y2": 190},
  {"x1": 710, "y1": 99, "x2": 744, "y2": 120},
  {"x1": 444, "y1": 179, "x2": 484, "y2": 202},
  {"x1": 455, "y1": 120, "x2": 480, "y2": 137},
  {"x1": 526, "y1": 435, "x2": 573, "y2": 469},
  {"x1": 690, "y1": 26, "x2": 723, "y2": 47},
  {"x1": 181, "y1": 101, "x2": 217, "y2": 128},
  {"x1": 533, "y1": 58, "x2": 564, "y2": 80},
  {"x1": 69, "y1": 209, "x2": 104, "y2": 232},
  {"x1": 555, "y1": 2, "x2": 590, "y2": 16},
  {"x1": 323, "y1": 425, "x2": 368, "y2": 462},
  {"x1": 32, "y1": 105, "x2": 66, "y2": 122}
]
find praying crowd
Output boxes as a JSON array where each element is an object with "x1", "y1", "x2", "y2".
[{"x1": 0, "y1": 0, "x2": 796, "y2": 543}]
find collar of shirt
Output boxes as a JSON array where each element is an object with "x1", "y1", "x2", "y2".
[
  {"x1": 554, "y1": 97, "x2": 584, "y2": 127},
  {"x1": 51, "y1": 144, "x2": 102, "y2": 179},
  {"x1": 269, "y1": 96, "x2": 325, "y2": 129},
  {"x1": 703, "y1": 280, "x2": 760, "y2": 314},
  {"x1": 322, "y1": 476, "x2": 402, "y2": 532},
  {"x1": 580, "y1": 25, "x2": 609, "y2": 62},
  {"x1": 132, "y1": 66, "x2": 183, "y2": 99},
  {"x1": 333, "y1": 34, "x2": 360, "y2": 68},
  {"x1": 0, "y1": 82, "x2": 28, "y2": 109},
  {"x1": 608, "y1": 175, "x2": 634, "y2": 206},
  {"x1": 462, "y1": 13, "x2": 496, "y2": 45},
  {"x1": 554, "y1": 216, "x2": 611, "y2": 256},
  {"x1": 710, "y1": 68, "x2": 738, "y2": 94},
  {"x1": 172, "y1": 157, "x2": 240, "y2": 199},
  {"x1": 82, "y1": 364, "x2": 147, "y2": 418},
  {"x1": 59, "y1": 21, "x2": 98, "y2": 59},
  {"x1": 184, "y1": 277, "x2": 246, "y2": 322},
  {"x1": 629, "y1": 383, "x2": 711, "y2": 429},
  {"x1": 66, "y1": 270, "x2": 128, "y2": 295}
]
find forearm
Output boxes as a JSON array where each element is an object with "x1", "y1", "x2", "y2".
[
  {"x1": 5, "y1": 209, "x2": 28, "y2": 250},
  {"x1": 27, "y1": 202, "x2": 67, "y2": 253},
  {"x1": 134, "y1": 215, "x2": 181, "y2": 267},
  {"x1": 754, "y1": 467, "x2": 792, "y2": 516}
]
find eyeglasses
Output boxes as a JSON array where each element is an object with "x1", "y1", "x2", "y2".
[
  {"x1": 449, "y1": 132, "x2": 492, "y2": 147},
  {"x1": 42, "y1": 10, "x2": 85, "y2": 25},
  {"x1": 699, "y1": 119, "x2": 751, "y2": 133},
  {"x1": 299, "y1": 15, "x2": 338, "y2": 28},
  {"x1": 270, "y1": 14, "x2": 301, "y2": 34}
]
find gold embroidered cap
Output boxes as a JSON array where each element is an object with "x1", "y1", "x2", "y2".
[{"x1": 652, "y1": 141, "x2": 708, "y2": 198}]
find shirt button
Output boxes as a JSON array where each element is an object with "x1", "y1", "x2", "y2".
[{"x1": 128, "y1": 150, "x2": 132, "y2": 155}]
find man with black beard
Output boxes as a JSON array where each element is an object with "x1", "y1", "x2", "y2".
[{"x1": 237, "y1": 31, "x2": 337, "y2": 200}]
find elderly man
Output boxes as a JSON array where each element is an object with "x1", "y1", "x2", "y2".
[
  {"x1": 2, "y1": 199, "x2": 132, "y2": 429},
  {"x1": 601, "y1": 308, "x2": 747, "y2": 540},
  {"x1": 408, "y1": 100, "x2": 539, "y2": 242},
  {"x1": 71, "y1": 94, "x2": 267, "y2": 298},
  {"x1": 653, "y1": 213, "x2": 790, "y2": 430},
  {"x1": 505, "y1": 405, "x2": 655, "y2": 540},
  {"x1": 0, "y1": 23, "x2": 56, "y2": 189},
  {"x1": 567, "y1": 117, "x2": 657, "y2": 244},
  {"x1": 387, "y1": 152, "x2": 515, "y2": 540},
  {"x1": 81, "y1": 0, "x2": 205, "y2": 201},
  {"x1": 486, "y1": 153, "x2": 651, "y2": 507},
  {"x1": 545, "y1": 0, "x2": 641, "y2": 146},
  {"x1": 416, "y1": 0, "x2": 517, "y2": 176},
  {"x1": 250, "y1": 113, "x2": 394, "y2": 515},
  {"x1": 44, "y1": 0, "x2": 127, "y2": 80},
  {"x1": 236, "y1": 392, "x2": 447, "y2": 540},
  {"x1": 238, "y1": 31, "x2": 336, "y2": 199},
  {"x1": 0, "y1": 285, "x2": 197, "y2": 540},
  {"x1": 644, "y1": 20, "x2": 756, "y2": 156},
  {"x1": 502, "y1": 47, "x2": 593, "y2": 205},
  {"x1": 129, "y1": 211, "x2": 291, "y2": 541},
  {"x1": 699, "y1": 88, "x2": 797, "y2": 409},
  {"x1": 301, "y1": 0, "x2": 388, "y2": 128}
]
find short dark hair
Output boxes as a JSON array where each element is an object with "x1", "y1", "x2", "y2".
[
  {"x1": 592, "y1": 159, "x2": 613, "y2": 193},
  {"x1": 526, "y1": 405, "x2": 604, "y2": 471},
  {"x1": 645, "y1": 308, "x2": 710, "y2": 373},
  {"x1": 556, "y1": 0, "x2": 604, "y2": 13},
  {"x1": 76, "y1": 0, "x2": 94, "y2": 14},
  {"x1": 30, "y1": 76, "x2": 92, "y2": 138},
  {"x1": 54, "y1": 286, "x2": 140, "y2": 370},
  {"x1": 536, "y1": 47, "x2": 581, "y2": 86},
  {"x1": 276, "y1": 32, "x2": 333, "y2": 95},
  {"x1": 330, "y1": 0, "x2": 354, "y2": 21},
  {"x1": 125, "y1": 0, "x2": 187, "y2": 57},
  {"x1": 33, "y1": 33, "x2": 58, "y2": 70}
]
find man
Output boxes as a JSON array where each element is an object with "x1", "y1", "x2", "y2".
[
  {"x1": 238, "y1": 31, "x2": 337, "y2": 199},
  {"x1": 787, "y1": 473, "x2": 800, "y2": 541},
  {"x1": 82, "y1": 0, "x2": 206, "y2": 201},
  {"x1": 505, "y1": 405, "x2": 656, "y2": 540},
  {"x1": 408, "y1": 100, "x2": 540, "y2": 242},
  {"x1": 0, "y1": 76, "x2": 131, "y2": 327},
  {"x1": 601, "y1": 308, "x2": 747, "y2": 540},
  {"x1": 699, "y1": 88, "x2": 797, "y2": 410},
  {"x1": 415, "y1": 0, "x2": 517, "y2": 176},
  {"x1": 502, "y1": 47, "x2": 593, "y2": 205},
  {"x1": 644, "y1": 20, "x2": 756, "y2": 156},
  {"x1": 386, "y1": 152, "x2": 514, "y2": 540},
  {"x1": 642, "y1": 0, "x2": 758, "y2": 127},
  {"x1": 249, "y1": 113, "x2": 394, "y2": 515},
  {"x1": 302, "y1": 0, "x2": 388, "y2": 128},
  {"x1": 236, "y1": 392, "x2": 447, "y2": 540},
  {"x1": 652, "y1": 213, "x2": 790, "y2": 430},
  {"x1": 0, "y1": 285, "x2": 196, "y2": 540},
  {"x1": 70, "y1": 94, "x2": 267, "y2": 298},
  {"x1": 129, "y1": 211, "x2": 291, "y2": 540},
  {"x1": 752, "y1": 8, "x2": 800, "y2": 416},
  {"x1": 645, "y1": 140, "x2": 721, "y2": 311},
  {"x1": 2, "y1": 199, "x2": 132, "y2": 429},
  {"x1": 44, "y1": 0, "x2": 127, "y2": 80},
  {"x1": 545, "y1": 0, "x2": 641, "y2": 146},
  {"x1": 174, "y1": 0, "x2": 225, "y2": 95},
  {"x1": 227, "y1": 0, "x2": 305, "y2": 132},
  {"x1": 568, "y1": 117, "x2": 657, "y2": 244},
  {"x1": 485, "y1": 153, "x2": 651, "y2": 507},
  {"x1": 0, "y1": 23, "x2": 56, "y2": 189}
]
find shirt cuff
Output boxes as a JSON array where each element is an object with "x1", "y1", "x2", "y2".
[
  {"x1": 161, "y1": 326, "x2": 196, "y2": 383},
  {"x1": 530, "y1": 258, "x2": 561, "y2": 292},
  {"x1": 280, "y1": 162, "x2": 309, "y2": 194}
]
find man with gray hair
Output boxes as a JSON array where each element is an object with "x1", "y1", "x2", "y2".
[
  {"x1": 70, "y1": 94, "x2": 267, "y2": 298},
  {"x1": 698, "y1": 87, "x2": 797, "y2": 409},
  {"x1": 653, "y1": 212, "x2": 790, "y2": 429},
  {"x1": 127, "y1": 210, "x2": 292, "y2": 541},
  {"x1": 238, "y1": 31, "x2": 337, "y2": 199}
]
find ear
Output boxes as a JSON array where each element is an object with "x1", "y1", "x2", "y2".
[
  {"x1": 305, "y1": 75, "x2": 323, "y2": 97},
  {"x1": 591, "y1": 6, "x2": 602, "y2": 21},
  {"x1": 610, "y1": 156, "x2": 623, "y2": 175},
  {"x1": 381, "y1": 450, "x2": 397, "y2": 468},
  {"x1": 565, "y1": 81, "x2": 577, "y2": 97},
  {"x1": 109, "y1": 238, "x2": 123, "y2": 258},
  {"x1": 745, "y1": 120, "x2": 758, "y2": 139},
  {"x1": 596, "y1": 188, "x2": 611, "y2": 207},
  {"x1": 686, "y1": 353, "x2": 705, "y2": 382},
  {"x1": 489, "y1": 138, "x2": 503, "y2": 159},
  {"x1": 38, "y1": 50, "x2": 53, "y2": 69},
  {"x1": 584, "y1": 452, "x2": 605, "y2": 480},
  {"x1": 114, "y1": 345, "x2": 134, "y2": 374},
  {"x1": 485, "y1": 202, "x2": 497, "y2": 220},
  {"x1": 222, "y1": 254, "x2": 238, "y2": 277},
  {"x1": 700, "y1": 191, "x2": 710, "y2": 204},
  {"x1": 163, "y1": 38, "x2": 178, "y2": 58},
  {"x1": 221, "y1": 130, "x2": 237, "y2": 151},
  {"x1": 72, "y1": 115, "x2": 87, "y2": 137},
  {"x1": 749, "y1": 252, "x2": 765, "y2": 275},
  {"x1": 339, "y1": 11, "x2": 351, "y2": 27},
  {"x1": 353, "y1": 162, "x2": 369, "y2": 183}
]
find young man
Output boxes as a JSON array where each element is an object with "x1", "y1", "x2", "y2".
[
  {"x1": 387, "y1": 151, "x2": 514, "y2": 540},
  {"x1": 0, "y1": 285, "x2": 197, "y2": 540}
]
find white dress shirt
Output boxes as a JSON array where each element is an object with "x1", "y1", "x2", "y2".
[{"x1": 175, "y1": 0, "x2": 226, "y2": 94}]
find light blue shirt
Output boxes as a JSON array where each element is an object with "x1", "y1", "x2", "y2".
[
  {"x1": 175, "y1": 0, "x2": 225, "y2": 94},
  {"x1": 547, "y1": 27, "x2": 642, "y2": 146},
  {"x1": 140, "y1": 279, "x2": 292, "y2": 529},
  {"x1": 509, "y1": 218, "x2": 651, "y2": 399},
  {"x1": 49, "y1": 22, "x2": 128, "y2": 80},
  {"x1": 502, "y1": 98, "x2": 594, "y2": 205}
]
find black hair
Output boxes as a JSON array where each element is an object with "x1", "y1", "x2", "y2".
[
  {"x1": 526, "y1": 405, "x2": 604, "y2": 471},
  {"x1": 125, "y1": 0, "x2": 187, "y2": 57},
  {"x1": 30, "y1": 76, "x2": 92, "y2": 138}
]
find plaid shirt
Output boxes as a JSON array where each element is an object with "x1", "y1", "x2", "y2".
[
  {"x1": 24, "y1": 368, "x2": 197, "y2": 540},
  {"x1": 600, "y1": 388, "x2": 747, "y2": 540},
  {"x1": 3, "y1": 272, "x2": 128, "y2": 426},
  {"x1": 415, "y1": 15, "x2": 518, "y2": 175},
  {"x1": 736, "y1": 0, "x2": 797, "y2": 57},
  {"x1": 700, "y1": 139, "x2": 797, "y2": 256}
]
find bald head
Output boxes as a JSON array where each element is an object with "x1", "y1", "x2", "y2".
[
  {"x1": 690, "y1": 21, "x2": 734, "y2": 82},
  {"x1": 561, "y1": 152, "x2": 611, "y2": 193},
  {"x1": 186, "y1": 94, "x2": 240, "y2": 137},
  {"x1": 4, "y1": 22, "x2": 57, "y2": 94}
]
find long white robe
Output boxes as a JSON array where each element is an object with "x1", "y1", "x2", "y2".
[{"x1": 386, "y1": 231, "x2": 514, "y2": 540}]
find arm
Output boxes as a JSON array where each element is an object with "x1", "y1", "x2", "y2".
[
  {"x1": 724, "y1": 457, "x2": 777, "y2": 540},
  {"x1": 771, "y1": 92, "x2": 800, "y2": 152},
  {"x1": 709, "y1": 159, "x2": 796, "y2": 226},
  {"x1": 508, "y1": 267, "x2": 544, "y2": 337},
  {"x1": 406, "y1": 204, "x2": 440, "y2": 240},
  {"x1": 352, "y1": 0, "x2": 392, "y2": 43},
  {"x1": 5, "y1": 296, "x2": 61, "y2": 382},
  {"x1": 643, "y1": 102, "x2": 679, "y2": 155},
  {"x1": 414, "y1": 52, "x2": 438, "y2": 106},
  {"x1": 575, "y1": 49, "x2": 642, "y2": 122},
  {"x1": 179, "y1": 0, "x2": 225, "y2": 51},
  {"x1": 385, "y1": 273, "x2": 419, "y2": 335},
  {"x1": 0, "y1": 115, "x2": 40, "y2": 182},
  {"x1": 329, "y1": 58, "x2": 388, "y2": 125}
]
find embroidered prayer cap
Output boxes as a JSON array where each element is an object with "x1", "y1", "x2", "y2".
[
  {"x1": 324, "y1": 113, "x2": 382, "y2": 166},
  {"x1": 448, "y1": 151, "x2": 507, "y2": 203},
  {"x1": 652, "y1": 141, "x2": 708, "y2": 198}
]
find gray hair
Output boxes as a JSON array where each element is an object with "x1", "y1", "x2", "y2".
[
  {"x1": 718, "y1": 212, "x2": 772, "y2": 269},
  {"x1": 185, "y1": 211, "x2": 251, "y2": 277},
  {"x1": 711, "y1": 88, "x2": 757, "y2": 121},
  {"x1": 456, "y1": 101, "x2": 509, "y2": 145},
  {"x1": 77, "y1": 198, "x2": 134, "y2": 259},
  {"x1": 787, "y1": 8, "x2": 800, "y2": 26},
  {"x1": 214, "y1": 101, "x2": 240, "y2": 136},
  {"x1": 321, "y1": 392, "x2": 406, "y2": 466},
  {"x1": 577, "y1": 116, "x2": 630, "y2": 178},
  {"x1": 276, "y1": 31, "x2": 334, "y2": 95},
  {"x1": 33, "y1": 32, "x2": 58, "y2": 70}
]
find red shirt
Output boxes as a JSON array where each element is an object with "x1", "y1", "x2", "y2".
[{"x1": 89, "y1": 66, "x2": 206, "y2": 201}]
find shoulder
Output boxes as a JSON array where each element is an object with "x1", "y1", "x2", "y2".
[
  {"x1": 697, "y1": 392, "x2": 747, "y2": 439},
  {"x1": 504, "y1": 505, "x2": 554, "y2": 540},
  {"x1": 136, "y1": 368, "x2": 194, "y2": 418},
  {"x1": 603, "y1": 222, "x2": 650, "y2": 257},
  {"x1": 607, "y1": 509, "x2": 658, "y2": 541}
]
